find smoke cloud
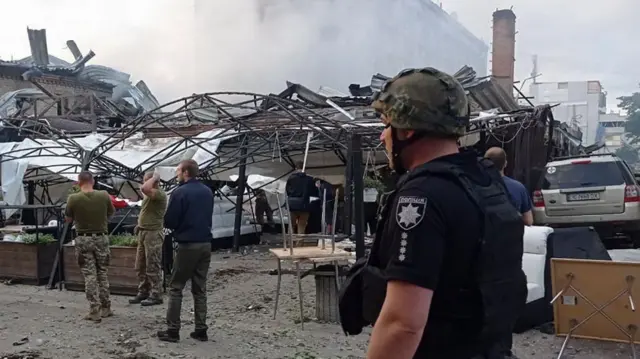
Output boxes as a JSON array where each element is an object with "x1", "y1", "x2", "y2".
[
  {"x1": 2, "y1": 0, "x2": 639, "y2": 110},
  {"x1": 0, "y1": 0, "x2": 489, "y2": 104},
  {"x1": 188, "y1": 0, "x2": 487, "y2": 98}
]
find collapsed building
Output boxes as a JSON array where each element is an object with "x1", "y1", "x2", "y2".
[
  {"x1": 0, "y1": 9, "x2": 584, "y2": 246},
  {"x1": 0, "y1": 28, "x2": 160, "y2": 141}
]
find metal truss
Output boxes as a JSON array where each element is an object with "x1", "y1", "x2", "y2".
[
  {"x1": 89, "y1": 92, "x2": 386, "y2": 185},
  {"x1": 1, "y1": 89, "x2": 570, "y2": 194},
  {"x1": 0, "y1": 118, "x2": 86, "y2": 182}
]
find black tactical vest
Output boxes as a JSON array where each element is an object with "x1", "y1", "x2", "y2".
[
  {"x1": 339, "y1": 157, "x2": 527, "y2": 349},
  {"x1": 338, "y1": 188, "x2": 395, "y2": 335}
]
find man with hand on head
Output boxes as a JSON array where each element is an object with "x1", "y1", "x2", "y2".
[
  {"x1": 157, "y1": 159, "x2": 214, "y2": 343},
  {"x1": 65, "y1": 171, "x2": 115, "y2": 323},
  {"x1": 130, "y1": 170, "x2": 168, "y2": 306}
]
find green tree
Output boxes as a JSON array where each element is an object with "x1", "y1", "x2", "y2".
[{"x1": 620, "y1": 88, "x2": 640, "y2": 144}]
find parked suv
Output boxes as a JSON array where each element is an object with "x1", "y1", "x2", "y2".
[{"x1": 532, "y1": 154, "x2": 640, "y2": 247}]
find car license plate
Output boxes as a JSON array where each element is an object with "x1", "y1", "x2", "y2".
[{"x1": 567, "y1": 192, "x2": 600, "y2": 202}]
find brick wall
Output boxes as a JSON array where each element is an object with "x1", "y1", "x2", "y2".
[
  {"x1": 0, "y1": 76, "x2": 111, "y2": 117},
  {"x1": 0, "y1": 77, "x2": 33, "y2": 95}
]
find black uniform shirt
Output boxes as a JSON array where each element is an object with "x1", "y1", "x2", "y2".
[{"x1": 375, "y1": 151, "x2": 490, "y2": 358}]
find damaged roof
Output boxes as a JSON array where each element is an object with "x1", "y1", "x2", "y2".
[
  {"x1": 0, "y1": 28, "x2": 160, "y2": 116},
  {"x1": 347, "y1": 66, "x2": 519, "y2": 113}
]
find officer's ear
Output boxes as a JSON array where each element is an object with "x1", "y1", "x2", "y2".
[{"x1": 399, "y1": 129, "x2": 415, "y2": 140}]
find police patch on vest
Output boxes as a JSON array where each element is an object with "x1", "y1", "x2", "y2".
[{"x1": 395, "y1": 196, "x2": 426, "y2": 231}]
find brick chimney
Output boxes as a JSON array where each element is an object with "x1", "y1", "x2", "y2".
[{"x1": 491, "y1": 9, "x2": 516, "y2": 98}]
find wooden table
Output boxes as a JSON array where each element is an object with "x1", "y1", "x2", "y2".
[
  {"x1": 269, "y1": 247, "x2": 352, "y2": 329},
  {"x1": 551, "y1": 258, "x2": 640, "y2": 358}
]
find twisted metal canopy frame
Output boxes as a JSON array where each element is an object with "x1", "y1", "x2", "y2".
[
  {"x1": 0, "y1": 91, "x2": 551, "y2": 192},
  {"x1": 0, "y1": 119, "x2": 86, "y2": 180},
  {"x1": 89, "y1": 92, "x2": 387, "y2": 186}
]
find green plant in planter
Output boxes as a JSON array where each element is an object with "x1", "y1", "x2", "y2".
[
  {"x1": 21, "y1": 233, "x2": 56, "y2": 245},
  {"x1": 363, "y1": 175, "x2": 385, "y2": 193},
  {"x1": 109, "y1": 234, "x2": 138, "y2": 247}
]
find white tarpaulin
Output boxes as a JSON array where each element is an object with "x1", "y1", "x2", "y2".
[
  {"x1": 0, "y1": 125, "x2": 388, "y2": 220},
  {"x1": 230, "y1": 174, "x2": 287, "y2": 194},
  {"x1": 229, "y1": 174, "x2": 287, "y2": 214},
  {"x1": 0, "y1": 129, "x2": 231, "y2": 218},
  {"x1": 91, "y1": 129, "x2": 233, "y2": 173},
  {"x1": 608, "y1": 249, "x2": 640, "y2": 263}
]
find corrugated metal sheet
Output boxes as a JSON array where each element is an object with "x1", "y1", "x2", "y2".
[
  {"x1": 66, "y1": 40, "x2": 82, "y2": 61},
  {"x1": 15, "y1": 54, "x2": 71, "y2": 67},
  {"x1": 135, "y1": 81, "x2": 160, "y2": 108},
  {"x1": 78, "y1": 65, "x2": 159, "y2": 113},
  {"x1": 454, "y1": 66, "x2": 519, "y2": 112},
  {"x1": 27, "y1": 28, "x2": 49, "y2": 67},
  {"x1": 317, "y1": 86, "x2": 348, "y2": 97},
  {"x1": 370, "y1": 74, "x2": 390, "y2": 92},
  {"x1": 78, "y1": 65, "x2": 131, "y2": 84},
  {"x1": 189, "y1": 108, "x2": 219, "y2": 123},
  {"x1": 368, "y1": 66, "x2": 520, "y2": 112}
]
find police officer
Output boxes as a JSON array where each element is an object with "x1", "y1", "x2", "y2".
[{"x1": 362, "y1": 68, "x2": 527, "y2": 358}]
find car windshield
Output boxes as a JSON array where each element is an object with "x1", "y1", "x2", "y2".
[{"x1": 542, "y1": 162, "x2": 626, "y2": 190}]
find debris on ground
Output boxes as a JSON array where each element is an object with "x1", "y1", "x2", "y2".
[
  {"x1": 0, "y1": 242, "x2": 625, "y2": 358},
  {"x1": 0, "y1": 350, "x2": 41, "y2": 359}
]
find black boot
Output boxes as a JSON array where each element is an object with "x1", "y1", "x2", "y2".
[
  {"x1": 157, "y1": 329, "x2": 180, "y2": 343},
  {"x1": 129, "y1": 293, "x2": 148, "y2": 304},
  {"x1": 141, "y1": 296, "x2": 163, "y2": 307},
  {"x1": 189, "y1": 329, "x2": 208, "y2": 342}
]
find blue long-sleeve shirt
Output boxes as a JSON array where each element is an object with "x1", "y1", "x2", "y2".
[{"x1": 164, "y1": 179, "x2": 214, "y2": 243}]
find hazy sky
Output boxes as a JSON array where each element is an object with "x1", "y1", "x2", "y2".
[{"x1": 0, "y1": 0, "x2": 637, "y2": 110}]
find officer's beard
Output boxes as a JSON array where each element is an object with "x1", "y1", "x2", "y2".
[{"x1": 390, "y1": 127, "x2": 425, "y2": 176}]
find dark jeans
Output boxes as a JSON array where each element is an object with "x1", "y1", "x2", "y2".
[
  {"x1": 364, "y1": 202, "x2": 378, "y2": 235},
  {"x1": 166, "y1": 242, "x2": 211, "y2": 331},
  {"x1": 255, "y1": 199, "x2": 273, "y2": 224},
  {"x1": 500, "y1": 333, "x2": 514, "y2": 357}
]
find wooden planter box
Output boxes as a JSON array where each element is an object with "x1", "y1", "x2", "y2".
[
  {"x1": 0, "y1": 241, "x2": 57, "y2": 284},
  {"x1": 63, "y1": 244, "x2": 139, "y2": 296}
]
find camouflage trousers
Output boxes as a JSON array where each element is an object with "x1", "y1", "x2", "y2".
[
  {"x1": 75, "y1": 235, "x2": 111, "y2": 312},
  {"x1": 135, "y1": 229, "x2": 163, "y2": 298}
]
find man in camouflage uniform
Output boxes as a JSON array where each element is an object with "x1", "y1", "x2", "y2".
[
  {"x1": 65, "y1": 171, "x2": 115, "y2": 322},
  {"x1": 130, "y1": 170, "x2": 168, "y2": 306}
]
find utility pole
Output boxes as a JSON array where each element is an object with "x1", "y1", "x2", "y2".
[{"x1": 531, "y1": 54, "x2": 539, "y2": 84}]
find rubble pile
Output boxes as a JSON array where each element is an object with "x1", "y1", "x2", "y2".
[{"x1": 0, "y1": 28, "x2": 160, "y2": 140}]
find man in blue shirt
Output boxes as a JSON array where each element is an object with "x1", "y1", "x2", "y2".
[
  {"x1": 157, "y1": 159, "x2": 214, "y2": 343},
  {"x1": 485, "y1": 147, "x2": 529, "y2": 359},
  {"x1": 485, "y1": 147, "x2": 533, "y2": 226}
]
